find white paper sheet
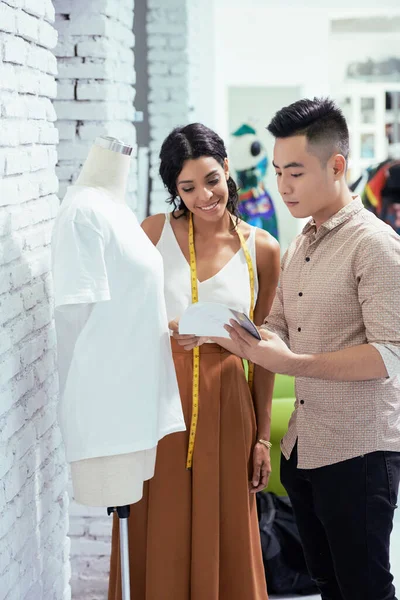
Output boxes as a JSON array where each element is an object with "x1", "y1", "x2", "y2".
[{"x1": 179, "y1": 302, "x2": 261, "y2": 339}]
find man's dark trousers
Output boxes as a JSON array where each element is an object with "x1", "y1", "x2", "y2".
[{"x1": 281, "y1": 443, "x2": 400, "y2": 600}]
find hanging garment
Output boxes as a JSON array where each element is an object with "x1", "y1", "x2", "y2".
[
  {"x1": 51, "y1": 185, "x2": 185, "y2": 463},
  {"x1": 360, "y1": 159, "x2": 400, "y2": 235}
]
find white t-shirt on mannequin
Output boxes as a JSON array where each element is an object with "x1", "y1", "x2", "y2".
[{"x1": 52, "y1": 185, "x2": 185, "y2": 463}]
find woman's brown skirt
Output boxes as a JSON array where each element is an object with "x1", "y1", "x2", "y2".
[{"x1": 108, "y1": 339, "x2": 268, "y2": 600}]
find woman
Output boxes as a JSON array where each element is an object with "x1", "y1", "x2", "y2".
[{"x1": 108, "y1": 123, "x2": 280, "y2": 600}]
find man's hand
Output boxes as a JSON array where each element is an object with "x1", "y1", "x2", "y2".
[
  {"x1": 169, "y1": 318, "x2": 208, "y2": 351},
  {"x1": 225, "y1": 320, "x2": 295, "y2": 374},
  {"x1": 249, "y1": 443, "x2": 271, "y2": 493}
]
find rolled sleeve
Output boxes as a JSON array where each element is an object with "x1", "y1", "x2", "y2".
[
  {"x1": 370, "y1": 343, "x2": 400, "y2": 378},
  {"x1": 357, "y1": 229, "x2": 400, "y2": 377}
]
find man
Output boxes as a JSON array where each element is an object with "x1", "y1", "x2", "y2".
[{"x1": 227, "y1": 97, "x2": 400, "y2": 600}]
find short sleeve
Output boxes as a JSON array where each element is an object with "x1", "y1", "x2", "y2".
[{"x1": 52, "y1": 219, "x2": 110, "y2": 308}]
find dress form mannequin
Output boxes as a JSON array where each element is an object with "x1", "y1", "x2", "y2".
[
  {"x1": 74, "y1": 136, "x2": 131, "y2": 205},
  {"x1": 53, "y1": 136, "x2": 184, "y2": 599},
  {"x1": 55, "y1": 137, "x2": 156, "y2": 508}
]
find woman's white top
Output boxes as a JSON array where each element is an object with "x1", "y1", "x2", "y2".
[
  {"x1": 51, "y1": 186, "x2": 185, "y2": 463},
  {"x1": 156, "y1": 213, "x2": 259, "y2": 322}
]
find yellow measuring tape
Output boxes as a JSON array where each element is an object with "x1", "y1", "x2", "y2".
[{"x1": 186, "y1": 212, "x2": 256, "y2": 469}]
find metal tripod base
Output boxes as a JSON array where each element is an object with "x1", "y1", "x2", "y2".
[{"x1": 108, "y1": 505, "x2": 131, "y2": 600}]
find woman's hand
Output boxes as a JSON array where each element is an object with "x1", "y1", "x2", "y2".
[
  {"x1": 168, "y1": 319, "x2": 208, "y2": 351},
  {"x1": 249, "y1": 442, "x2": 271, "y2": 493}
]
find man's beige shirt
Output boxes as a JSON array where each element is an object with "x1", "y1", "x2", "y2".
[{"x1": 264, "y1": 198, "x2": 400, "y2": 469}]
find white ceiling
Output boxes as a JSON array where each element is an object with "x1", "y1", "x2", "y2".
[{"x1": 216, "y1": 0, "x2": 400, "y2": 15}]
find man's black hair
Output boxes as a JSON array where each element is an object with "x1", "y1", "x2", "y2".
[{"x1": 267, "y1": 97, "x2": 349, "y2": 163}]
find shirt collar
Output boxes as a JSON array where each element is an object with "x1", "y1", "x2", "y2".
[{"x1": 302, "y1": 196, "x2": 364, "y2": 237}]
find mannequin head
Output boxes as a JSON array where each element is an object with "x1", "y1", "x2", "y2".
[
  {"x1": 75, "y1": 136, "x2": 133, "y2": 204},
  {"x1": 159, "y1": 123, "x2": 240, "y2": 221}
]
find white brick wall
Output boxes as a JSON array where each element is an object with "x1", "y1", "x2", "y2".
[
  {"x1": 0, "y1": 1, "x2": 70, "y2": 599},
  {"x1": 147, "y1": 0, "x2": 190, "y2": 214},
  {"x1": 67, "y1": 484, "x2": 112, "y2": 600},
  {"x1": 147, "y1": 0, "x2": 216, "y2": 215},
  {"x1": 53, "y1": 0, "x2": 138, "y2": 211}
]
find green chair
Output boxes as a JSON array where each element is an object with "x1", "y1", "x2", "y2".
[
  {"x1": 267, "y1": 374, "x2": 295, "y2": 496},
  {"x1": 273, "y1": 373, "x2": 295, "y2": 400}
]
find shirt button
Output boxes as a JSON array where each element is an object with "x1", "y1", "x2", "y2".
[
  {"x1": 298, "y1": 292, "x2": 303, "y2": 297},
  {"x1": 300, "y1": 400, "x2": 305, "y2": 405},
  {"x1": 298, "y1": 327, "x2": 302, "y2": 332},
  {"x1": 305, "y1": 257, "x2": 310, "y2": 262}
]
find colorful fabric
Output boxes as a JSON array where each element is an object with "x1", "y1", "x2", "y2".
[
  {"x1": 361, "y1": 160, "x2": 400, "y2": 235},
  {"x1": 231, "y1": 124, "x2": 279, "y2": 240},
  {"x1": 238, "y1": 182, "x2": 279, "y2": 239}
]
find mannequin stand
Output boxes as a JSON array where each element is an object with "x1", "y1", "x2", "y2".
[{"x1": 108, "y1": 505, "x2": 131, "y2": 599}]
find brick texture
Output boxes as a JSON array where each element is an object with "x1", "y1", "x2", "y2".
[
  {"x1": 0, "y1": 1, "x2": 70, "y2": 599},
  {"x1": 147, "y1": 0, "x2": 215, "y2": 215},
  {"x1": 53, "y1": 0, "x2": 138, "y2": 211}
]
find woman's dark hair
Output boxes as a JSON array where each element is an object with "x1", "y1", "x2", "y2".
[
  {"x1": 159, "y1": 123, "x2": 240, "y2": 218},
  {"x1": 267, "y1": 97, "x2": 349, "y2": 163}
]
